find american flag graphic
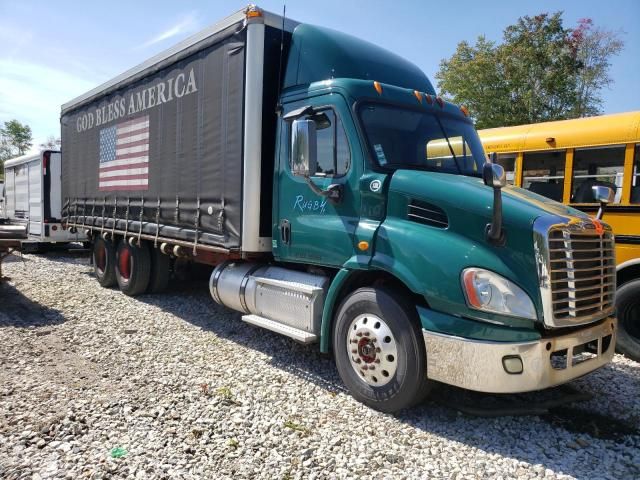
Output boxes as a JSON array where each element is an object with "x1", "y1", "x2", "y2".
[{"x1": 99, "y1": 115, "x2": 149, "y2": 191}]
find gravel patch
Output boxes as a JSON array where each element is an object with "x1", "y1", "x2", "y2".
[{"x1": 0, "y1": 250, "x2": 638, "y2": 479}]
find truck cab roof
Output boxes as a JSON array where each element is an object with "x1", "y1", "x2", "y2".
[{"x1": 283, "y1": 24, "x2": 435, "y2": 95}]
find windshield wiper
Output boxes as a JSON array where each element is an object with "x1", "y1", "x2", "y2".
[{"x1": 434, "y1": 116, "x2": 463, "y2": 175}]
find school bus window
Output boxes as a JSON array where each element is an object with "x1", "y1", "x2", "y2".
[
  {"x1": 496, "y1": 154, "x2": 516, "y2": 185},
  {"x1": 522, "y1": 151, "x2": 565, "y2": 202},
  {"x1": 632, "y1": 144, "x2": 640, "y2": 204},
  {"x1": 571, "y1": 146, "x2": 625, "y2": 203}
]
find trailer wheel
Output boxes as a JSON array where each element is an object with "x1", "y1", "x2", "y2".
[
  {"x1": 93, "y1": 237, "x2": 116, "y2": 287},
  {"x1": 616, "y1": 279, "x2": 640, "y2": 362},
  {"x1": 333, "y1": 287, "x2": 432, "y2": 413},
  {"x1": 115, "y1": 239, "x2": 151, "y2": 296},
  {"x1": 147, "y1": 247, "x2": 171, "y2": 293}
]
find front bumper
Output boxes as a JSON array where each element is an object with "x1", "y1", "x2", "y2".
[{"x1": 424, "y1": 317, "x2": 616, "y2": 393}]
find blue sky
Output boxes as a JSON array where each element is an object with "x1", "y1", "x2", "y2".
[{"x1": 1, "y1": 0, "x2": 638, "y2": 149}]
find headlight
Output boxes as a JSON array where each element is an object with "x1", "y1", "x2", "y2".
[{"x1": 461, "y1": 268, "x2": 537, "y2": 320}]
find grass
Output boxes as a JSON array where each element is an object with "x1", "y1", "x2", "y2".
[
  {"x1": 216, "y1": 386, "x2": 241, "y2": 405},
  {"x1": 283, "y1": 419, "x2": 310, "y2": 435}
]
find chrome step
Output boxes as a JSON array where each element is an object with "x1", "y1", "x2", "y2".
[{"x1": 241, "y1": 314, "x2": 318, "y2": 344}]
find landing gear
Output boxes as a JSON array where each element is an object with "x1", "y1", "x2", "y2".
[{"x1": 333, "y1": 287, "x2": 432, "y2": 413}]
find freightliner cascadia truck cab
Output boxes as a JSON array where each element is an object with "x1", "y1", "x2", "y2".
[{"x1": 61, "y1": 6, "x2": 617, "y2": 412}]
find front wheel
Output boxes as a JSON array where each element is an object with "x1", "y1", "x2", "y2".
[
  {"x1": 616, "y1": 279, "x2": 640, "y2": 362},
  {"x1": 333, "y1": 287, "x2": 432, "y2": 413}
]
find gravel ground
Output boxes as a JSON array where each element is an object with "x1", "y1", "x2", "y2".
[{"x1": 0, "y1": 249, "x2": 638, "y2": 480}]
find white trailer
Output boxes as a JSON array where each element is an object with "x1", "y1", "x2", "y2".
[
  {"x1": 3, "y1": 151, "x2": 86, "y2": 246},
  {"x1": 0, "y1": 181, "x2": 4, "y2": 218}
]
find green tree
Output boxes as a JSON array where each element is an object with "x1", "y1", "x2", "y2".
[
  {"x1": 436, "y1": 37, "x2": 511, "y2": 129},
  {"x1": 1, "y1": 119, "x2": 33, "y2": 157},
  {"x1": 436, "y1": 12, "x2": 624, "y2": 128},
  {"x1": 499, "y1": 13, "x2": 580, "y2": 124}
]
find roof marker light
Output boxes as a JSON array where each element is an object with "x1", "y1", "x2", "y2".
[
  {"x1": 373, "y1": 81, "x2": 383, "y2": 95},
  {"x1": 460, "y1": 105, "x2": 469, "y2": 117},
  {"x1": 413, "y1": 90, "x2": 423, "y2": 103},
  {"x1": 245, "y1": 5, "x2": 263, "y2": 18},
  {"x1": 436, "y1": 97, "x2": 444, "y2": 108},
  {"x1": 425, "y1": 94, "x2": 433, "y2": 105},
  {"x1": 546, "y1": 137, "x2": 555, "y2": 143}
]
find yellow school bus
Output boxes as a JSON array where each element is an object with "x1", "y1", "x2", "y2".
[{"x1": 478, "y1": 111, "x2": 640, "y2": 361}]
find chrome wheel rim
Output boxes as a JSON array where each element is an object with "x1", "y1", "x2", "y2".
[{"x1": 347, "y1": 313, "x2": 398, "y2": 387}]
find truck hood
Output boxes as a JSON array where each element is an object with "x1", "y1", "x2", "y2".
[
  {"x1": 381, "y1": 170, "x2": 594, "y2": 325},
  {"x1": 388, "y1": 170, "x2": 589, "y2": 234}
]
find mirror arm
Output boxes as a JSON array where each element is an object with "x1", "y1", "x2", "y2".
[
  {"x1": 303, "y1": 177, "x2": 343, "y2": 204},
  {"x1": 483, "y1": 160, "x2": 506, "y2": 246},
  {"x1": 596, "y1": 202, "x2": 606, "y2": 220},
  {"x1": 486, "y1": 188, "x2": 505, "y2": 245}
]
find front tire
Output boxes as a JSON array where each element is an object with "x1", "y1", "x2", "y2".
[
  {"x1": 616, "y1": 279, "x2": 640, "y2": 362},
  {"x1": 115, "y1": 239, "x2": 151, "y2": 296},
  {"x1": 93, "y1": 237, "x2": 116, "y2": 287},
  {"x1": 333, "y1": 287, "x2": 432, "y2": 413}
]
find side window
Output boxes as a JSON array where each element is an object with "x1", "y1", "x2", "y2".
[
  {"x1": 632, "y1": 144, "x2": 640, "y2": 204},
  {"x1": 495, "y1": 153, "x2": 516, "y2": 185},
  {"x1": 289, "y1": 109, "x2": 350, "y2": 177},
  {"x1": 571, "y1": 146, "x2": 625, "y2": 203},
  {"x1": 522, "y1": 151, "x2": 566, "y2": 202}
]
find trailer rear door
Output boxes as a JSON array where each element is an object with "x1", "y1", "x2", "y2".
[{"x1": 28, "y1": 158, "x2": 43, "y2": 235}]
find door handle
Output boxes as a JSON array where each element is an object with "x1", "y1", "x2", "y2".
[{"x1": 279, "y1": 219, "x2": 291, "y2": 245}]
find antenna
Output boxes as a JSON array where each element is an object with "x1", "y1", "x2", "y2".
[{"x1": 276, "y1": 2, "x2": 286, "y2": 114}]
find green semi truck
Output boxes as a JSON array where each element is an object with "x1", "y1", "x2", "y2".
[{"x1": 61, "y1": 6, "x2": 617, "y2": 412}]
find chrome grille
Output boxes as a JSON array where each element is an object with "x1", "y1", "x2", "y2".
[{"x1": 544, "y1": 223, "x2": 616, "y2": 326}]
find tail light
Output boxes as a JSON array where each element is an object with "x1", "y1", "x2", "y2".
[{"x1": 43, "y1": 151, "x2": 50, "y2": 175}]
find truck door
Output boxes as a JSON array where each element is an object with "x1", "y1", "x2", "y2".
[{"x1": 274, "y1": 94, "x2": 361, "y2": 267}]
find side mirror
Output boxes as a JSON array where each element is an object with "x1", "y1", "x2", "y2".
[
  {"x1": 291, "y1": 119, "x2": 317, "y2": 177},
  {"x1": 592, "y1": 185, "x2": 614, "y2": 205},
  {"x1": 592, "y1": 185, "x2": 615, "y2": 220},
  {"x1": 482, "y1": 162, "x2": 506, "y2": 189}
]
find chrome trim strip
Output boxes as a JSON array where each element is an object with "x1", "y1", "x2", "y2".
[
  {"x1": 424, "y1": 317, "x2": 616, "y2": 393},
  {"x1": 241, "y1": 21, "x2": 270, "y2": 252}
]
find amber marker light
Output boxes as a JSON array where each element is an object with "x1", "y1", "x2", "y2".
[
  {"x1": 413, "y1": 90, "x2": 423, "y2": 103},
  {"x1": 358, "y1": 241, "x2": 369, "y2": 251},
  {"x1": 425, "y1": 94, "x2": 433, "y2": 104},
  {"x1": 462, "y1": 270, "x2": 482, "y2": 308},
  {"x1": 245, "y1": 6, "x2": 263, "y2": 17},
  {"x1": 373, "y1": 81, "x2": 383, "y2": 95},
  {"x1": 436, "y1": 96, "x2": 444, "y2": 108},
  {"x1": 460, "y1": 105, "x2": 469, "y2": 117}
]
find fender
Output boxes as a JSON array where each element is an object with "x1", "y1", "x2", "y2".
[{"x1": 320, "y1": 268, "x2": 353, "y2": 352}]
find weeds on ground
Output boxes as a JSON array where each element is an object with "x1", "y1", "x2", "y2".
[
  {"x1": 283, "y1": 419, "x2": 310, "y2": 435},
  {"x1": 216, "y1": 386, "x2": 241, "y2": 405}
]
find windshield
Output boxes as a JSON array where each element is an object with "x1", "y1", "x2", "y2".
[{"x1": 359, "y1": 103, "x2": 487, "y2": 176}]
